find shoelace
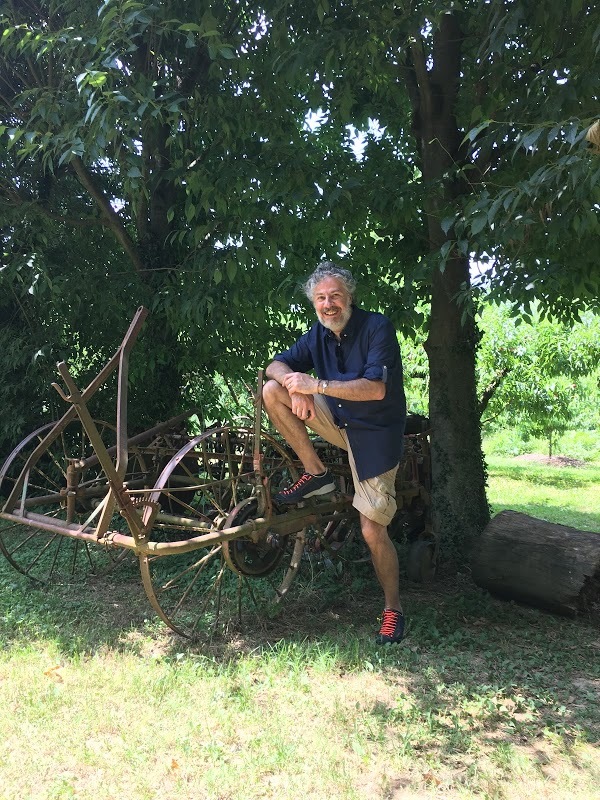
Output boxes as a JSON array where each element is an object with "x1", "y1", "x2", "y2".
[
  {"x1": 379, "y1": 609, "x2": 400, "y2": 636},
  {"x1": 280, "y1": 472, "x2": 312, "y2": 496}
]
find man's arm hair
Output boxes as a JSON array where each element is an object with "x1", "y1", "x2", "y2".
[
  {"x1": 318, "y1": 378, "x2": 385, "y2": 401},
  {"x1": 265, "y1": 360, "x2": 293, "y2": 384}
]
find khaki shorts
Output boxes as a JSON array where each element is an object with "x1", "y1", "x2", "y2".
[{"x1": 306, "y1": 395, "x2": 399, "y2": 527}]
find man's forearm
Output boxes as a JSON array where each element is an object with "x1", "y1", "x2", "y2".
[
  {"x1": 266, "y1": 360, "x2": 385, "y2": 401},
  {"x1": 265, "y1": 360, "x2": 293, "y2": 384},
  {"x1": 319, "y1": 378, "x2": 385, "y2": 402}
]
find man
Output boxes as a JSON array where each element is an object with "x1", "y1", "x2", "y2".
[{"x1": 263, "y1": 261, "x2": 407, "y2": 644}]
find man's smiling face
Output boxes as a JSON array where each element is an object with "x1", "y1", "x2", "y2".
[{"x1": 312, "y1": 276, "x2": 352, "y2": 334}]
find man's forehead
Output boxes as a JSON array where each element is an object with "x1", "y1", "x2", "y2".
[{"x1": 313, "y1": 277, "x2": 348, "y2": 295}]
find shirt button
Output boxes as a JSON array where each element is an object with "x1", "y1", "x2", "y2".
[
  {"x1": 344, "y1": 423, "x2": 348, "y2": 427},
  {"x1": 338, "y1": 403, "x2": 342, "y2": 408}
]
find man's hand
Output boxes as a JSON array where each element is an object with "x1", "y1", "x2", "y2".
[
  {"x1": 281, "y1": 371, "x2": 318, "y2": 396},
  {"x1": 290, "y1": 393, "x2": 316, "y2": 421}
]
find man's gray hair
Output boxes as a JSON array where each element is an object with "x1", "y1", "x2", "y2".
[{"x1": 303, "y1": 261, "x2": 357, "y2": 301}]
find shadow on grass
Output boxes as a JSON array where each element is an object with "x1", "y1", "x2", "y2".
[
  {"x1": 366, "y1": 582, "x2": 600, "y2": 772},
  {"x1": 2, "y1": 554, "x2": 599, "y2": 766},
  {"x1": 0, "y1": 561, "x2": 153, "y2": 655}
]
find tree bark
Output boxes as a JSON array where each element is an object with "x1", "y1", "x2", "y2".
[
  {"x1": 408, "y1": 13, "x2": 490, "y2": 555},
  {"x1": 472, "y1": 510, "x2": 600, "y2": 616}
]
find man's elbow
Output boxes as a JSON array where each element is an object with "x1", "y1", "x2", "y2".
[
  {"x1": 373, "y1": 381, "x2": 386, "y2": 401},
  {"x1": 265, "y1": 361, "x2": 277, "y2": 380}
]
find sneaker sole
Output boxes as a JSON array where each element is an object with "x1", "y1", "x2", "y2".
[{"x1": 303, "y1": 482, "x2": 336, "y2": 498}]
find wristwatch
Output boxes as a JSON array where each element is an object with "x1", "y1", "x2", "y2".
[{"x1": 320, "y1": 380, "x2": 329, "y2": 395}]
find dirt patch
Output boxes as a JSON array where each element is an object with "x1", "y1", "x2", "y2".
[{"x1": 514, "y1": 453, "x2": 586, "y2": 468}]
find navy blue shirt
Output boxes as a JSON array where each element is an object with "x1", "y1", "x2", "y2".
[{"x1": 273, "y1": 306, "x2": 406, "y2": 482}]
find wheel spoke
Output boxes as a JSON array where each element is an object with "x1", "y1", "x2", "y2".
[
  {"x1": 0, "y1": 420, "x2": 141, "y2": 583},
  {"x1": 138, "y1": 427, "x2": 306, "y2": 638}
]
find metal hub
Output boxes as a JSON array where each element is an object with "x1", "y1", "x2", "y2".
[{"x1": 222, "y1": 497, "x2": 289, "y2": 577}]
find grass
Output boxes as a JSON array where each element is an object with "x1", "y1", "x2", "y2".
[
  {"x1": 1, "y1": 456, "x2": 600, "y2": 799},
  {"x1": 486, "y1": 456, "x2": 600, "y2": 532}
]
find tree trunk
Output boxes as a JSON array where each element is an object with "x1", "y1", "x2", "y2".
[
  {"x1": 472, "y1": 510, "x2": 600, "y2": 616},
  {"x1": 408, "y1": 13, "x2": 490, "y2": 555},
  {"x1": 425, "y1": 262, "x2": 490, "y2": 555}
]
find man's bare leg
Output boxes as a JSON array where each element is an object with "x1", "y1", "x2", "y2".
[
  {"x1": 262, "y1": 379, "x2": 325, "y2": 475},
  {"x1": 360, "y1": 513, "x2": 402, "y2": 612}
]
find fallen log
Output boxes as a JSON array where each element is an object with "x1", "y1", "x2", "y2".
[{"x1": 471, "y1": 510, "x2": 600, "y2": 617}]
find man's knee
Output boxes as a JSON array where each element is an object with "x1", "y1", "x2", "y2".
[
  {"x1": 262, "y1": 378, "x2": 285, "y2": 410},
  {"x1": 360, "y1": 515, "x2": 387, "y2": 545}
]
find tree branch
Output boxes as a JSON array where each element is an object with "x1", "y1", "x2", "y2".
[
  {"x1": 0, "y1": 177, "x2": 108, "y2": 229},
  {"x1": 479, "y1": 365, "x2": 511, "y2": 415},
  {"x1": 71, "y1": 156, "x2": 145, "y2": 275},
  {"x1": 431, "y1": 12, "x2": 463, "y2": 110}
]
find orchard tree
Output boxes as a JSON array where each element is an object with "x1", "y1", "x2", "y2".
[
  {"x1": 267, "y1": 0, "x2": 599, "y2": 554},
  {"x1": 478, "y1": 305, "x2": 600, "y2": 456},
  {"x1": 2, "y1": 0, "x2": 599, "y2": 560},
  {"x1": 0, "y1": 0, "x2": 361, "y2": 445}
]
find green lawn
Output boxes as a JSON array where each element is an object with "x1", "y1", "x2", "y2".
[
  {"x1": 487, "y1": 456, "x2": 600, "y2": 532},
  {"x1": 0, "y1": 459, "x2": 599, "y2": 799}
]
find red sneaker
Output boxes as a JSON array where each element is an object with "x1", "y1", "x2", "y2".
[
  {"x1": 376, "y1": 608, "x2": 405, "y2": 644},
  {"x1": 274, "y1": 470, "x2": 335, "y2": 504}
]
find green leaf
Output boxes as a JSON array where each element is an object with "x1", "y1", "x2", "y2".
[
  {"x1": 463, "y1": 119, "x2": 492, "y2": 145},
  {"x1": 226, "y1": 260, "x2": 237, "y2": 282},
  {"x1": 519, "y1": 128, "x2": 544, "y2": 151},
  {"x1": 88, "y1": 72, "x2": 107, "y2": 88},
  {"x1": 440, "y1": 241, "x2": 452, "y2": 262},
  {"x1": 7, "y1": 127, "x2": 25, "y2": 147},
  {"x1": 441, "y1": 216, "x2": 455, "y2": 235},
  {"x1": 470, "y1": 214, "x2": 488, "y2": 236}
]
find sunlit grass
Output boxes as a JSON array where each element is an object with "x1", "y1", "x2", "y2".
[
  {"x1": 486, "y1": 456, "x2": 600, "y2": 531},
  {"x1": 1, "y1": 456, "x2": 599, "y2": 798}
]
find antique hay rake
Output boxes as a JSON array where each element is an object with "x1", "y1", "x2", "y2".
[{"x1": 0, "y1": 308, "x2": 433, "y2": 639}]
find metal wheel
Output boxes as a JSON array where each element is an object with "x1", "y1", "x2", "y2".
[
  {"x1": 302, "y1": 512, "x2": 364, "y2": 570},
  {"x1": 0, "y1": 420, "x2": 146, "y2": 582},
  {"x1": 301, "y1": 454, "x2": 362, "y2": 567},
  {"x1": 138, "y1": 427, "x2": 305, "y2": 639}
]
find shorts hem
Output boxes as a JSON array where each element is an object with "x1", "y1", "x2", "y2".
[{"x1": 352, "y1": 494, "x2": 396, "y2": 528}]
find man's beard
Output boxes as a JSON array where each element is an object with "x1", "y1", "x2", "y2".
[{"x1": 317, "y1": 304, "x2": 352, "y2": 333}]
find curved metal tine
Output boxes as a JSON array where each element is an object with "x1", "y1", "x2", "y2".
[{"x1": 3, "y1": 309, "x2": 148, "y2": 515}]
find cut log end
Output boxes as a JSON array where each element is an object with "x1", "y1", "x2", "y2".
[{"x1": 471, "y1": 510, "x2": 600, "y2": 618}]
